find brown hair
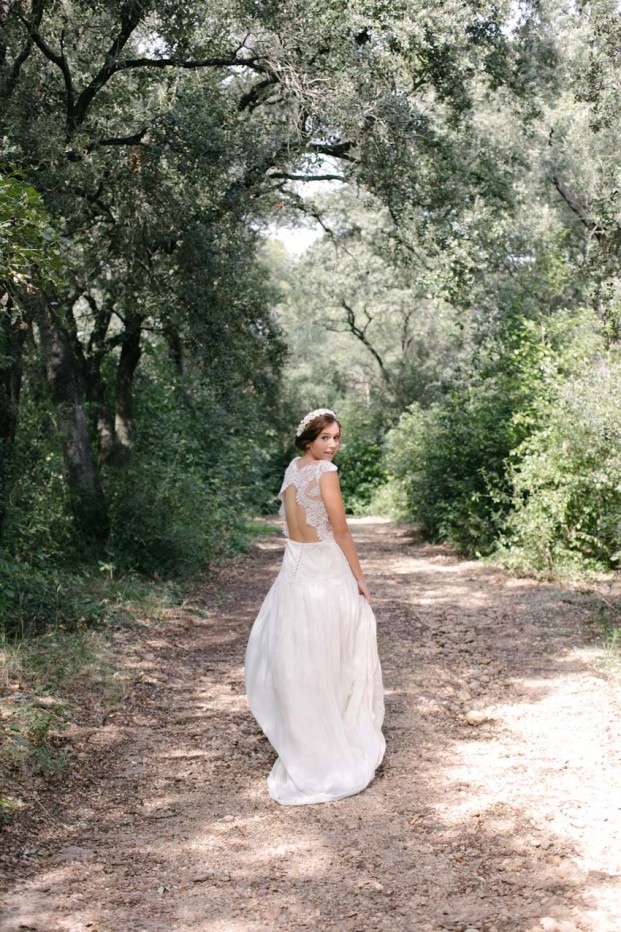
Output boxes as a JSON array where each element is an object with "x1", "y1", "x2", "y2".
[{"x1": 294, "y1": 412, "x2": 341, "y2": 451}]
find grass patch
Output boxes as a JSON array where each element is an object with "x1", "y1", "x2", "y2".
[
  {"x1": 1, "y1": 627, "x2": 120, "y2": 696},
  {"x1": 0, "y1": 573, "x2": 183, "y2": 824},
  {"x1": 209, "y1": 515, "x2": 282, "y2": 563},
  {"x1": 588, "y1": 592, "x2": 621, "y2": 656},
  {"x1": 0, "y1": 629, "x2": 119, "y2": 803},
  {"x1": 243, "y1": 516, "x2": 281, "y2": 538}
]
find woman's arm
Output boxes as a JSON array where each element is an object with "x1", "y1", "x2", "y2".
[{"x1": 320, "y1": 471, "x2": 371, "y2": 602}]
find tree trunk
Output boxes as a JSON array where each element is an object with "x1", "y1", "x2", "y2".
[
  {"x1": 37, "y1": 298, "x2": 109, "y2": 542},
  {"x1": 114, "y1": 321, "x2": 142, "y2": 459},
  {"x1": 86, "y1": 353, "x2": 115, "y2": 465},
  {"x1": 166, "y1": 327, "x2": 185, "y2": 378},
  {"x1": 0, "y1": 295, "x2": 26, "y2": 531},
  {"x1": 0, "y1": 2, "x2": 8, "y2": 67},
  {"x1": 84, "y1": 299, "x2": 116, "y2": 465}
]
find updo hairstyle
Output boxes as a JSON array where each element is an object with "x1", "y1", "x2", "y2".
[{"x1": 294, "y1": 412, "x2": 341, "y2": 451}]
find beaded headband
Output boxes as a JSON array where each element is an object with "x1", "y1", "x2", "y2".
[{"x1": 295, "y1": 408, "x2": 337, "y2": 437}]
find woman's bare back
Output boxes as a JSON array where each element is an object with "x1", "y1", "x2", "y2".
[{"x1": 282, "y1": 485, "x2": 321, "y2": 542}]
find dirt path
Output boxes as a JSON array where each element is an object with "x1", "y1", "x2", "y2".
[{"x1": 2, "y1": 519, "x2": 621, "y2": 932}]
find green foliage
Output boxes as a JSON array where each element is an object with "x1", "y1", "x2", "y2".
[
  {"x1": 0, "y1": 701, "x2": 68, "y2": 782},
  {"x1": 380, "y1": 296, "x2": 621, "y2": 573},
  {"x1": 106, "y1": 352, "x2": 279, "y2": 576},
  {"x1": 1, "y1": 385, "x2": 79, "y2": 565},
  {"x1": 504, "y1": 359, "x2": 621, "y2": 573},
  {"x1": 107, "y1": 461, "x2": 215, "y2": 577},
  {"x1": 0, "y1": 577, "x2": 183, "y2": 819},
  {"x1": 272, "y1": 189, "x2": 467, "y2": 416},
  {"x1": 0, "y1": 0, "x2": 619, "y2": 610},
  {"x1": 1, "y1": 0, "x2": 292, "y2": 557},
  {"x1": 0, "y1": 171, "x2": 61, "y2": 293},
  {"x1": 337, "y1": 410, "x2": 387, "y2": 514},
  {"x1": 4, "y1": 628, "x2": 118, "y2": 695},
  {"x1": 382, "y1": 317, "x2": 553, "y2": 554},
  {"x1": 0, "y1": 561, "x2": 105, "y2": 639},
  {"x1": 0, "y1": 623, "x2": 127, "y2": 819}
]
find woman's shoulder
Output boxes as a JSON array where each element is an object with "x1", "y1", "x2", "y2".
[{"x1": 317, "y1": 460, "x2": 338, "y2": 474}]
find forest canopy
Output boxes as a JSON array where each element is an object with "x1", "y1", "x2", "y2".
[{"x1": 1, "y1": 0, "x2": 620, "y2": 640}]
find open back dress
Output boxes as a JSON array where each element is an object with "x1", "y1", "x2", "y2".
[{"x1": 244, "y1": 457, "x2": 385, "y2": 805}]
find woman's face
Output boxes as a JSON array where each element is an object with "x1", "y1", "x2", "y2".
[{"x1": 307, "y1": 421, "x2": 341, "y2": 461}]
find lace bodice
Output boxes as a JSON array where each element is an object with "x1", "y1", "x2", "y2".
[{"x1": 278, "y1": 458, "x2": 338, "y2": 542}]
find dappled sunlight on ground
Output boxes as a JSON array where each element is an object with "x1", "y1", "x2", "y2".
[{"x1": 1, "y1": 519, "x2": 621, "y2": 931}]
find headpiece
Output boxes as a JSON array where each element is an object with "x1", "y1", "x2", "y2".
[{"x1": 295, "y1": 408, "x2": 337, "y2": 437}]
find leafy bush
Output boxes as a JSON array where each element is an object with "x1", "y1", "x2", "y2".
[
  {"x1": 0, "y1": 561, "x2": 105, "y2": 639},
  {"x1": 381, "y1": 319, "x2": 549, "y2": 553},
  {"x1": 107, "y1": 457, "x2": 237, "y2": 576},
  {"x1": 0, "y1": 701, "x2": 68, "y2": 782},
  {"x1": 381, "y1": 304, "x2": 621, "y2": 573},
  {"x1": 106, "y1": 358, "x2": 277, "y2": 575},
  {"x1": 337, "y1": 410, "x2": 387, "y2": 514},
  {"x1": 504, "y1": 359, "x2": 621, "y2": 572},
  {"x1": 2, "y1": 387, "x2": 80, "y2": 565},
  {"x1": 383, "y1": 390, "x2": 528, "y2": 555}
]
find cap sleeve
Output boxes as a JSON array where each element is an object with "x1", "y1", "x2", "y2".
[
  {"x1": 278, "y1": 459, "x2": 297, "y2": 498},
  {"x1": 318, "y1": 460, "x2": 338, "y2": 475}
]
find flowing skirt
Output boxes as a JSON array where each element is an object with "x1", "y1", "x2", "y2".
[{"x1": 245, "y1": 538, "x2": 385, "y2": 806}]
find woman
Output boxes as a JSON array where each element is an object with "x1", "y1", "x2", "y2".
[{"x1": 245, "y1": 408, "x2": 385, "y2": 805}]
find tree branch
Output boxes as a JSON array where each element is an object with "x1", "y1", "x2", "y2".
[
  {"x1": 238, "y1": 76, "x2": 279, "y2": 112},
  {"x1": 400, "y1": 304, "x2": 414, "y2": 354},
  {"x1": 70, "y1": 0, "x2": 146, "y2": 131},
  {"x1": 268, "y1": 172, "x2": 347, "y2": 183},
  {"x1": 308, "y1": 141, "x2": 356, "y2": 162},
  {"x1": 273, "y1": 187, "x2": 342, "y2": 242},
  {"x1": 14, "y1": 9, "x2": 75, "y2": 122},
  {"x1": 73, "y1": 185, "x2": 116, "y2": 223},
  {"x1": 87, "y1": 127, "x2": 148, "y2": 150},
  {"x1": 552, "y1": 176, "x2": 594, "y2": 231},
  {"x1": 551, "y1": 176, "x2": 621, "y2": 253},
  {"x1": 341, "y1": 300, "x2": 393, "y2": 389},
  {"x1": 95, "y1": 50, "x2": 272, "y2": 76},
  {"x1": 85, "y1": 295, "x2": 114, "y2": 358},
  {"x1": 72, "y1": 36, "x2": 273, "y2": 133},
  {"x1": 104, "y1": 331, "x2": 126, "y2": 352},
  {"x1": 1, "y1": 0, "x2": 45, "y2": 97}
]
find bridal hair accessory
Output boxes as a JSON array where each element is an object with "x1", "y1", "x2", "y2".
[{"x1": 295, "y1": 408, "x2": 337, "y2": 437}]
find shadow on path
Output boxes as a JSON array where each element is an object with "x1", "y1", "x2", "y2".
[{"x1": 1, "y1": 520, "x2": 620, "y2": 932}]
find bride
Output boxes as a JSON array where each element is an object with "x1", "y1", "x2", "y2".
[{"x1": 245, "y1": 408, "x2": 385, "y2": 805}]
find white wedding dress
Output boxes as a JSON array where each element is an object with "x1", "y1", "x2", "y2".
[{"x1": 245, "y1": 457, "x2": 385, "y2": 805}]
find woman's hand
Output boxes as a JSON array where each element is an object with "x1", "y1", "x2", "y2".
[{"x1": 357, "y1": 576, "x2": 371, "y2": 603}]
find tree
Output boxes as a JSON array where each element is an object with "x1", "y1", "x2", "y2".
[
  {"x1": 0, "y1": 0, "x2": 551, "y2": 547},
  {"x1": 273, "y1": 188, "x2": 467, "y2": 415}
]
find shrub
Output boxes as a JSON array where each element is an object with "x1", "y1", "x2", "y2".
[
  {"x1": 106, "y1": 360, "x2": 276, "y2": 575},
  {"x1": 0, "y1": 561, "x2": 105, "y2": 639},
  {"x1": 505, "y1": 359, "x2": 621, "y2": 572},
  {"x1": 107, "y1": 456, "x2": 239, "y2": 575},
  {"x1": 383, "y1": 387, "x2": 527, "y2": 555},
  {"x1": 2, "y1": 387, "x2": 79, "y2": 565},
  {"x1": 337, "y1": 410, "x2": 387, "y2": 514},
  {"x1": 380, "y1": 318, "x2": 550, "y2": 553}
]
